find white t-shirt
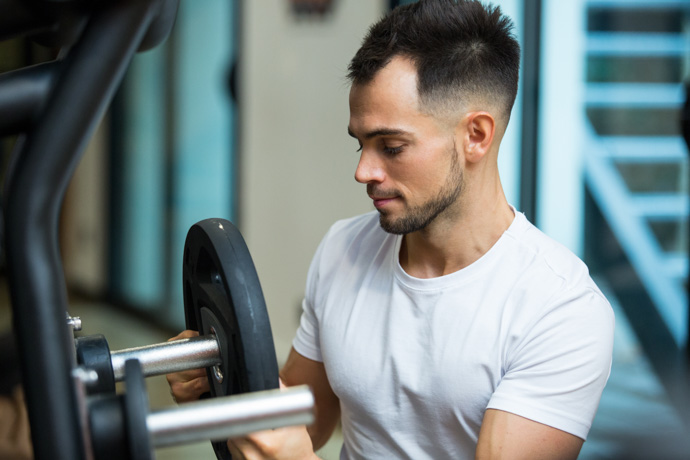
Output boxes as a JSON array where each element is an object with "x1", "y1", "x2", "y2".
[{"x1": 293, "y1": 210, "x2": 614, "y2": 459}]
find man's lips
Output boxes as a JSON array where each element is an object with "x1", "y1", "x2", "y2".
[{"x1": 370, "y1": 196, "x2": 397, "y2": 208}]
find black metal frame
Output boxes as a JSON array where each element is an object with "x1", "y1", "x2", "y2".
[
  {"x1": 518, "y1": 0, "x2": 542, "y2": 224},
  {"x1": 682, "y1": 81, "x2": 690, "y2": 364},
  {"x1": 0, "y1": 1, "x2": 178, "y2": 458}
]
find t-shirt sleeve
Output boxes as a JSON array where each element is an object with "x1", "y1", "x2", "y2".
[
  {"x1": 486, "y1": 287, "x2": 615, "y2": 440},
  {"x1": 292, "y1": 233, "x2": 327, "y2": 362},
  {"x1": 293, "y1": 296, "x2": 322, "y2": 362}
]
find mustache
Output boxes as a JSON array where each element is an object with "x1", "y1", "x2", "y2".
[{"x1": 367, "y1": 184, "x2": 400, "y2": 199}]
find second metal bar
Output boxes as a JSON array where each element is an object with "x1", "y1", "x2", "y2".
[{"x1": 147, "y1": 386, "x2": 315, "y2": 448}]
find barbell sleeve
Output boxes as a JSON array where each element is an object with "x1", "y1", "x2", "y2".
[
  {"x1": 147, "y1": 385, "x2": 315, "y2": 448},
  {"x1": 111, "y1": 335, "x2": 221, "y2": 381}
]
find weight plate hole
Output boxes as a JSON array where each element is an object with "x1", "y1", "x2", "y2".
[{"x1": 209, "y1": 327, "x2": 224, "y2": 384}]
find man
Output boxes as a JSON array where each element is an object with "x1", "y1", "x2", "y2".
[{"x1": 168, "y1": 1, "x2": 615, "y2": 458}]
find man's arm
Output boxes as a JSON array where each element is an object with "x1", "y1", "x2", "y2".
[
  {"x1": 475, "y1": 409, "x2": 583, "y2": 460},
  {"x1": 280, "y1": 347, "x2": 341, "y2": 450},
  {"x1": 167, "y1": 334, "x2": 340, "y2": 458},
  {"x1": 225, "y1": 348, "x2": 340, "y2": 460}
]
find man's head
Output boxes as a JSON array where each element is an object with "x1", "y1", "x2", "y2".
[
  {"x1": 347, "y1": 1, "x2": 520, "y2": 235},
  {"x1": 347, "y1": 0, "x2": 520, "y2": 127}
]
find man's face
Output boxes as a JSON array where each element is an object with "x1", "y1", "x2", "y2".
[{"x1": 348, "y1": 57, "x2": 465, "y2": 235}]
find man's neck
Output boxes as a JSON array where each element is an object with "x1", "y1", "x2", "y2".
[{"x1": 399, "y1": 186, "x2": 514, "y2": 279}]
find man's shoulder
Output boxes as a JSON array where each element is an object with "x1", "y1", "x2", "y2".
[{"x1": 506, "y1": 213, "x2": 605, "y2": 299}]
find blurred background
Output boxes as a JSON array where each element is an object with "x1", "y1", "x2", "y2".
[{"x1": 0, "y1": 0, "x2": 689, "y2": 458}]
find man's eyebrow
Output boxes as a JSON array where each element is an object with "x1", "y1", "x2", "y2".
[{"x1": 347, "y1": 127, "x2": 412, "y2": 140}]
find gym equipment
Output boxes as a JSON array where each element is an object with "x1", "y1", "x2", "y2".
[
  {"x1": 77, "y1": 333, "x2": 221, "y2": 393},
  {"x1": 183, "y1": 219, "x2": 280, "y2": 403},
  {"x1": 2, "y1": 0, "x2": 184, "y2": 456},
  {"x1": 75, "y1": 218, "x2": 285, "y2": 459},
  {"x1": 71, "y1": 217, "x2": 310, "y2": 460},
  {"x1": 0, "y1": 1, "x2": 314, "y2": 459},
  {"x1": 86, "y1": 359, "x2": 313, "y2": 460},
  {"x1": 79, "y1": 219, "x2": 280, "y2": 392},
  {"x1": 76, "y1": 219, "x2": 279, "y2": 394}
]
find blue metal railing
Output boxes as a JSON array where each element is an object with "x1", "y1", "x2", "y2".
[{"x1": 583, "y1": 0, "x2": 689, "y2": 348}]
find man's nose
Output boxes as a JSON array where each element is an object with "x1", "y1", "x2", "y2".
[{"x1": 354, "y1": 149, "x2": 385, "y2": 184}]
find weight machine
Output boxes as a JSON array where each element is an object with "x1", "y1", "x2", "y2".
[{"x1": 0, "y1": 1, "x2": 313, "y2": 459}]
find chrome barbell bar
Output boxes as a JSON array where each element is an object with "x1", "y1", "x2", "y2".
[{"x1": 148, "y1": 385, "x2": 315, "y2": 448}]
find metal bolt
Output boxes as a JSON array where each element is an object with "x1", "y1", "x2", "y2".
[
  {"x1": 72, "y1": 367, "x2": 98, "y2": 385},
  {"x1": 66, "y1": 315, "x2": 82, "y2": 331}
]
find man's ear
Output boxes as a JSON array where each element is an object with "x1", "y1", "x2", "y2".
[{"x1": 458, "y1": 111, "x2": 495, "y2": 163}]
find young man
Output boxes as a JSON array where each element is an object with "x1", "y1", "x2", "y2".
[{"x1": 168, "y1": 1, "x2": 615, "y2": 458}]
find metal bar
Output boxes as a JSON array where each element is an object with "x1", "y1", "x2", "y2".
[
  {"x1": 147, "y1": 386, "x2": 315, "y2": 448},
  {"x1": 0, "y1": 0, "x2": 55, "y2": 42},
  {"x1": 0, "y1": 62, "x2": 59, "y2": 136},
  {"x1": 600, "y1": 136, "x2": 686, "y2": 162},
  {"x1": 519, "y1": 0, "x2": 542, "y2": 223},
  {"x1": 111, "y1": 335, "x2": 221, "y2": 381},
  {"x1": 629, "y1": 193, "x2": 688, "y2": 219},
  {"x1": 584, "y1": 123, "x2": 687, "y2": 346},
  {"x1": 682, "y1": 82, "x2": 690, "y2": 364},
  {"x1": 587, "y1": 0, "x2": 690, "y2": 9},
  {"x1": 586, "y1": 33, "x2": 687, "y2": 56},
  {"x1": 585, "y1": 83, "x2": 685, "y2": 108}
]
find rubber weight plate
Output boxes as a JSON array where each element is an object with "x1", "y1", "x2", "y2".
[
  {"x1": 183, "y1": 219, "x2": 279, "y2": 459},
  {"x1": 75, "y1": 334, "x2": 116, "y2": 394},
  {"x1": 124, "y1": 359, "x2": 153, "y2": 460}
]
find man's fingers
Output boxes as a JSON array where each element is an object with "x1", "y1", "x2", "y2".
[
  {"x1": 166, "y1": 366, "x2": 209, "y2": 403},
  {"x1": 229, "y1": 432, "x2": 285, "y2": 460},
  {"x1": 167, "y1": 377, "x2": 210, "y2": 403},
  {"x1": 165, "y1": 367, "x2": 206, "y2": 384},
  {"x1": 228, "y1": 437, "x2": 260, "y2": 460},
  {"x1": 164, "y1": 330, "x2": 210, "y2": 403},
  {"x1": 226, "y1": 440, "x2": 243, "y2": 459},
  {"x1": 167, "y1": 329, "x2": 199, "y2": 342}
]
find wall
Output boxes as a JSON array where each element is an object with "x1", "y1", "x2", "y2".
[
  {"x1": 62, "y1": 120, "x2": 109, "y2": 295},
  {"x1": 239, "y1": 0, "x2": 386, "y2": 359}
]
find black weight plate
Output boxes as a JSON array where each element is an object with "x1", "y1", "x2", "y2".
[
  {"x1": 124, "y1": 359, "x2": 152, "y2": 460},
  {"x1": 75, "y1": 334, "x2": 116, "y2": 394},
  {"x1": 183, "y1": 219, "x2": 279, "y2": 459}
]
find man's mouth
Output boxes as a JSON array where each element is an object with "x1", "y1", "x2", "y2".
[
  {"x1": 370, "y1": 195, "x2": 397, "y2": 209},
  {"x1": 367, "y1": 186, "x2": 400, "y2": 209}
]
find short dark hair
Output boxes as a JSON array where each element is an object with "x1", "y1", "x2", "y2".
[{"x1": 347, "y1": 0, "x2": 520, "y2": 122}]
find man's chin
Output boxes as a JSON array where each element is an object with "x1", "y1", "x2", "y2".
[{"x1": 378, "y1": 214, "x2": 408, "y2": 235}]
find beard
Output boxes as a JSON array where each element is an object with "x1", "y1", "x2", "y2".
[{"x1": 375, "y1": 147, "x2": 464, "y2": 235}]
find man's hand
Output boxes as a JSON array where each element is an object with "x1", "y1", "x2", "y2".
[
  {"x1": 166, "y1": 339, "x2": 336, "y2": 459},
  {"x1": 227, "y1": 424, "x2": 319, "y2": 460},
  {"x1": 165, "y1": 330, "x2": 210, "y2": 403},
  {"x1": 226, "y1": 379, "x2": 320, "y2": 460}
]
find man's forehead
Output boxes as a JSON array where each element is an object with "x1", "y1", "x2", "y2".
[{"x1": 349, "y1": 73, "x2": 421, "y2": 117}]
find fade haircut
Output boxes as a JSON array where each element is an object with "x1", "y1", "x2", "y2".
[{"x1": 347, "y1": 0, "x2": 520, "y2": 124}]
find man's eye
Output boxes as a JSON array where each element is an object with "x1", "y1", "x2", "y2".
[
  {"x1": 355, "y1": 144, "x2": 363, "y2": 152},
  {"x1": 383, "y1": 146, "x2": 403, "y2": 156}
]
